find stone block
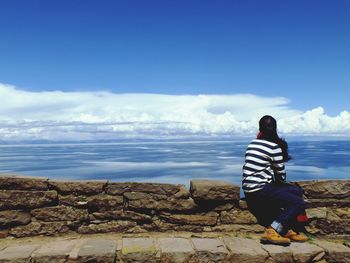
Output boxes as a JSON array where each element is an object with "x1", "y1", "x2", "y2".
[
  {"x1": 0, "y1": 175, "x2": 48, "y2": 190},
  {"x1": 211, "y1": 224, "x2": 265, "y2": 233},
  {"x1": 49, "y1": 180, "x2": 107, "y2": 195},
  {"x1": 31, "y1": 239, "x2": 79, "y2": 263},
  {"x1": 159, "y1": 237, "x2": 194, "y2": 263},
  {"x1": 306, "y1": 207, "x2": 328, "y2": 219},
  {"x1": 92, "y1": 210, "x2": 152, "y2": 222},
  {"x1": 289, "y1": 242, "x2": 325, "y2": 263},
  {"x1": 121, "y1": 237, "x2": 159, "y2": 262},
  {"x1": 76, "y1": 239, "x2": 117, "y2": 263},
  {"x1": 0, "y1": 230, "x2": 9, "y2": 238},
  {"x1": 297, "y1": 180, "x2": 350, "y2": 199},
  {"x1": 261, "y1": 244, "x2": 293, "y2": 263},
  {"x1": 305, "y1": 197, "x2": 350, "y2": 208},
  {"x1": 0, "y1": 244, "x2": 39, "y2": 262},
  {"x1": 58, "y1": 194, "x2": 89, "y2": 207},
  {"x1": 106, "y1": 182, "x2": 186, "y2": 196},
  {"x1": 0, "y1": 210, "x2": 31, "y2": 227},
  {"x1": 77, "y1": 220, "x2": 136, "y2": 234},
  {"x1": 31, "y1": 206, "x2": 89, "y2": 222},
  {"x1": 127, "y1": 195, "x2": 197, "y2": 211},
  {"x1": 9, "y1": 221, "x2": 69, "y2": 237},
  {"x1": 31, "y1": 205, "x2": 89, "y2": 221},
  {"x1": 313, "y1": 240, "x2": 350, "y2": 263},
  {"x1": 160, "y1": 212, "x2": 218, "y2": 226},
  {"x1": 87, "y1": 194, "x2": 124, "y2": 212},
  {"x1": 326, "y1": 207, "x2": 350, "y2": 221},
  {"x1": 0, "y1": 190, "x2": 57, "y2": 210},
  {"x1": 190, "y1": 238, "x2": 229, "y2": 262},
  {"x1": 220, "y1": 209, "x2": 258, "y2": 224},
  {"x1": 223, "y1": 236, "x2": 269, "y2": 262},
  {"x1": 190, "y1": 179, "x2": 240, "y2": 201},
  {"x1": 312, "y1": 218, "x2": 350, "y2": 235}
]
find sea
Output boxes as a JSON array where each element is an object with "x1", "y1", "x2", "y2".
[{"x1": 0, "y1": 139, "x2": 349, "y2": 190}]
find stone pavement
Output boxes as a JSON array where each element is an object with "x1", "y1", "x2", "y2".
[{"x1": 0, "y1": 232, "x2": 349, "y2": 263}]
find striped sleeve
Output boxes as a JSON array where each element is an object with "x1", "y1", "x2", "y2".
[{"x1": 271, "y1": 147, "x2": 286, "y2": 182}]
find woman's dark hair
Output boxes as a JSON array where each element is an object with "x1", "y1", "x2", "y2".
[{"x1": 258, "y1": 115, "x2": 291, "y2": 162}]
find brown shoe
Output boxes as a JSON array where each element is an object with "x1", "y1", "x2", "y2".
[
  {"x1": 284, "y1": 229, "x2": 308, "y2": 242},
  {"x1": 261, "y1": 227, "x2": 291, "y2": 246}
]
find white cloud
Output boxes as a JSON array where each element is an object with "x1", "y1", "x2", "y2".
[{"x1": 0, "y1": 83, "x2": 349, "y2": 141}]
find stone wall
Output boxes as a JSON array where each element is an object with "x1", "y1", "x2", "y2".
[{"x1": 0, "y1": 175, "x2": 349, "y2": 238}]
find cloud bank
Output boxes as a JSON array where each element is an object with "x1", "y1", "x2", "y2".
[{"x1": 0, "y1": 83, "x2": 349, "y2": 141}]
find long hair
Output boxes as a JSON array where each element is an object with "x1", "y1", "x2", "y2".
[{"x1": 258, "y1": 115, "x2": 291, "y2": 162}]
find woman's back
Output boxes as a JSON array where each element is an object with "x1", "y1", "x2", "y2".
[{"x1": 242, "y1": 138, "x2": 285, "y2": 193}]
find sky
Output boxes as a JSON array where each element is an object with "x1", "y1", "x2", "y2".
[{"x1": 0, "y1": 0, "x2": 349, "y2": 141}]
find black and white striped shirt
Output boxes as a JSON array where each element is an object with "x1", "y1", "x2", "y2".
[{"x1": 242, "y1": 139, "x2": 286, "y2": 193}]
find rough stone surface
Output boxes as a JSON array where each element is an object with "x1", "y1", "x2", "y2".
[
  {"x1": 77, "y1": 220, "x2": 136, "y2": 234},
  {"x1": 239, "y1": 199, "x2": 249, "y2": 210},
  {"x1": 31, "y1": 205, "x2": 89, "y2": 221},
  {"x1": 261, "y1": 244, "x2": 293, "y2": 263},
  {"x1": 0, "y1": 230, "x2": 8, "y2": 238},
  {"x1": 0, "y1": 235, "x2": 350, "y2": 263},
  {"x1": 311, "y1": 218, "x2": 350, "y2": 235},
  {"x1": 297, "y1": 180, "x2": 350, "y2": 199},
  {"x1": 211, "y1": 224, "x2": 265, "y2": 233},
  {"x1": 223, "y1": 236, "x2": 269, "y2": 262},
  {"x1": 159, "y1": 237, "x2": 194, "y2": 263},
  {"x1": 106, "y1": 182, "x2": 185, "y2": 196},
  {"x1": 221, "y1": 209, "x2": 258, "y2": 224},
  {"x1": 305, "y1": 197, "x2": 350, "y2": 208},
  {"x1": 58, "y1": 194, "x2": 89, "y2": 207},
  {"x1": 190, "y1": 179, "x2": 240, "y2": 201},
  {"x1": 87, "y1": 194, "x2": 124, "y2": 212},
  {"x1": 313, "y1": 240, "x2": 350, "y2": 263},
  {"x1": 76, "y1": 239, "x2": 117, "y2": 263},
  {"x1": 0, "y1": 175, "x2": 48, "y2": 191},
  {"x1": 0, "y1": 190, "x2": 57, "y2": 210},
  {"x1": 289, "y1": 242, "x2": 325, "y2": 263},
  {"x1": 0, "y1": 210, "x2": 31, "y2": 228},
  {"x1": 306, "y1": 207, "x2": 328, "y2": 219},
  {"x1": 121, "y1": 237, "x2": 158, "y2": 262},
  {"x1": 49, "y1": 180, "x2": 107, "y2": 195},
  {"x1": 191, "y1": 238, "x2": 229, "y2": 262},
  {"x1": 0, "y1": 244, "x2": 39, "y2": 262},
  {"x1": 0, "y1": 176, "x2": 349, "y2": 238},
  {"x1": 160, "y1": 212, "x2": 218, "y2": 226},
  {"x1": 127, "y1": 195, "x2": 197, "y2": 211},
  {"x1": 92, "y1": 210, "x2": 152, "y2": 222},
  {"x1": 327, "y1": 207, "x2": 350, "y2": 221},
  {"x1": 9, "y1": 221, "x2": 69, "y2": 237},
  {"x1": 31, "y1": 240, "x2": 78, "y2": 263}
]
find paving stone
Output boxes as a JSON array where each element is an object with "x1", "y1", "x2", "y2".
[
  {"x1": 261, "y1": 244, "x2": 293, "y2": 263},
  {"x1": 0, "y1": 244, "x2": 39, "y2": 263},
  {"x1": 191, "y1": 238, "x2": 228, "y2": 262},
  {"x1": 159, "y1": 237, "x2": 195, "y2": 263},
  {"x1": 31, "y1": 239, "x2": 79, "y2": 263},
  {"x1": 67, "y1": 239, "x2": 89, "y2": 260},
  {"x1": 313, "y1": 240, "x2": 350, "y2": 263},
  {"x1": 76, "y1": 239, "x2": 117, "y2": 263},
  {"x1": 289, "y1": 242, "x2": 325, "y2": 263},
  {"x1": 223, "y1": 237, "x2": 269, "y2": 262},
  {"x1": 121, "y1": 237, "x2": 159, "y2": 262}
]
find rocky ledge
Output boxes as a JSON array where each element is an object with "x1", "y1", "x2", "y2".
[
  {"x1": 0, "y1": 233, "x2": 349, "y2": 263},
  {"x1": 0, "y1": 175, "x2": 349, "y2": 239}
]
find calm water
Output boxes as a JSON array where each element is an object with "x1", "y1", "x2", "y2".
[{"x1": 0, "y1": 140, "x2": 349, "y2": 188}]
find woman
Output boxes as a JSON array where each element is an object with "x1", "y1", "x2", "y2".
[{"x1": 242, "y1": 115, "x2": 308, "y2": 245}]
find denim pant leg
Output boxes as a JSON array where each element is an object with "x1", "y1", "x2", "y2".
[{"x1": 258, "y1": 183, "x2": 306, "y2": 232}]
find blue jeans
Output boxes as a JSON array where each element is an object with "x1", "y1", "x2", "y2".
[{"x1": 245, "y1": 183, "x2": 306, "y2": 233}]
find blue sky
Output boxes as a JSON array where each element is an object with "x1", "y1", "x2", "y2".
[{"x1": 0, "y1": 0, "x2": 350, "y2": 140}]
